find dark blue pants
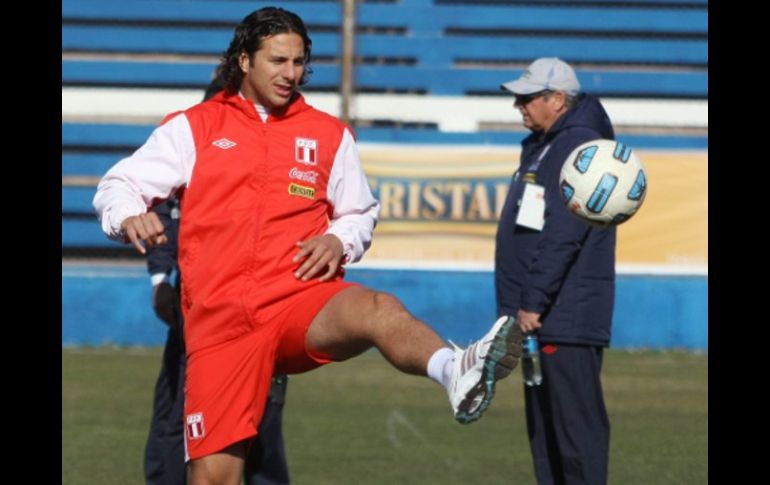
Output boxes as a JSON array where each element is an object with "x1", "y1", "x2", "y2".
[
  {"x1": 524, "y1": 344, "x2": 609, "y2": 485},
  {"x1": 144, "y1": 325, "x2": 289, "y2": 485}
]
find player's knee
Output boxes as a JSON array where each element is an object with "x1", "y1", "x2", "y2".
[{"x1": 371, "y1": 291, "x2": 407, "y2": 317}]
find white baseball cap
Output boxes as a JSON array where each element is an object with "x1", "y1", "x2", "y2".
[{"x1": 501, "y1": 57, "x2": 581, "y2": 96}]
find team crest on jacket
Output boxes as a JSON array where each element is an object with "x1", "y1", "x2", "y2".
[
  {"x1": 186, "y1": 412, "x2": 205, "y2": 440},
  {"x1": 295, "y1": 137, "x2": 318, "y2": 165}
]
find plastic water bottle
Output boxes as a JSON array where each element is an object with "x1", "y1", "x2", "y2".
[{"x1": 522, "y1": 334, "x2": 543, "y2": 387}]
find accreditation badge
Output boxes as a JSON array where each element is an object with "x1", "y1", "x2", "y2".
[{"x1": 516, "y1": 183, "x2": 545, "y2": 231}]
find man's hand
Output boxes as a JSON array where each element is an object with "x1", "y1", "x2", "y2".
[
  {"x1": 120, "y1": 212, "x2": 168, "y2": 255},
  {"x1": 292, "y1": 234, "x2": 345, "y2": 282},
  {"x1": 152, "y1": 282, "x2": 180, "y2": 326},
  {"x1": 517, "y1": 309, "x2": 542, "y2": 333}
]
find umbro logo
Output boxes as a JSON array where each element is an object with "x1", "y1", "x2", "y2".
[{"x1": 212, "y1": 138, "x2": 237, "y2": 150}]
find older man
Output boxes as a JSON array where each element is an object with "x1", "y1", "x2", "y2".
[{"x1": 495, "y1": 57, "x2": 617, "y2": 484}]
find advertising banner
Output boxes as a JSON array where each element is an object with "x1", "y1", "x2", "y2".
[{"x1": 360, "y1": 146, "x2": 707, "y2": 268}]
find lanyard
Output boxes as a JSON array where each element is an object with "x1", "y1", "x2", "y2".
[{"x1": 528, "y1": 143, "x2": 551, "y2": 174}]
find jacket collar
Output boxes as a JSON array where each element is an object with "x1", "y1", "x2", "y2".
[{"x1": 212, "y1": 90, "x2": 311, "y2": 122}]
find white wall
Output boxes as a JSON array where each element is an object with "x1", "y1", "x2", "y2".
[{"x1": 62, "y1": 87, "x2": 708, "y2": 131}]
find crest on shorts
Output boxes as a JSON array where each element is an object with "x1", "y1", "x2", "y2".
[
  {"x1": 295, "y1": 137, "x2": 318, "y2": 165},
  {"x1": 186, "y1": 412, "x2": 205, "y2": 440}
]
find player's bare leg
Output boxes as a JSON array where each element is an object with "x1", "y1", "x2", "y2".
[
  {"x1": 187, "y1": 440, "x2": 247, "y2": 485},
  {"x1": 306, "y1": 285, "x2": 445, "y2": 375},
  {"x1": 306, "y1": 285, "x2": 524, "y2": 423}
]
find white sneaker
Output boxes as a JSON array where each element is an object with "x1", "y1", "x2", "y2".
[{"x1": 448, "y1": 315, "x2": 523, "y2": 424}]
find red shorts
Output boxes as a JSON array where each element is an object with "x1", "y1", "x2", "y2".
[{"x1": 183, "y1": 280, "x2": 355, "y2": 461}]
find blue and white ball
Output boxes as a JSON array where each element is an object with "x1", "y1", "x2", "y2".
[{"x1": 559, "y1": 139, "x2": 647, "y2": 226}]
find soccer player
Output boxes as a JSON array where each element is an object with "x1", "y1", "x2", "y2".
[{"x1": 94, "y1": 7, "x2": 523, "y2": 484}]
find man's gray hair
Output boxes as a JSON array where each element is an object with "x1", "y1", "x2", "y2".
[
  {"x1": 564, "y1": 93, "x2": 578, "y2": 110},
  {"x1": 543, "y1": 90, "x2": 579, "y2": 110}
]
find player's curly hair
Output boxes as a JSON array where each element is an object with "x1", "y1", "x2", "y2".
[{"x1": 215, "y1": 7, "x2": 313, "y2": 93}]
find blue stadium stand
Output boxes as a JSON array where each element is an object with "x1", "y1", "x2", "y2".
[
  {"x1": 62, "y1": 60, "x2": 707, "y2": 97},
  {"x1": 62, "y1": 0, "x2": 708, "y2": 252},
  {"x1": 63, "y1": 0, "x2": 708, "y2": 96}
]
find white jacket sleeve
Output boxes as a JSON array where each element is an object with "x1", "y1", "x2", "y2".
[
  {"x1": 92, "y1": 114, "x2": 196, "y2": 240},
  {"x1": 325, "y1": 128, "x2": 380, "y2": 263}
]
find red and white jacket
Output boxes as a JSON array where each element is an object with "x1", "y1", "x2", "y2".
[{"x1": 94, "y1": 92, "x2": 379, "y2": 352}]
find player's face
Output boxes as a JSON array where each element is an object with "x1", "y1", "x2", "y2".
[
  {"x1": 239, "y1": 33, "x2": 306, "y2": 110},
  {"x1": 514, "y1": 90, "x2": 564, "y2": 133}
]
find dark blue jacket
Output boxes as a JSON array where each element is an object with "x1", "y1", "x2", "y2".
[
  {"x1": 495, "y1": 94, "x2": 616, "y2": 347},
  {"x1": 147, "y1": 198, "x2": 181, "y2": 285}
]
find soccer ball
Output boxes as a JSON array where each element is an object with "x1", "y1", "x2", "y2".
[{"x1": 559, "y1": 139, "x2": 647, "y2": 226}]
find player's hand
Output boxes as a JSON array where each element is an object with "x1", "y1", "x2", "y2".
[
  {"x1": 517, "y1": 309, "x2": 542, "y2": 333},
  {"x1": 292, "y1": 234, "x2": 344, "y2": 282},
  {"x1": 120, "y1": 213, "x2": 168, "y2": 255},
  {"x1": 152, "y1": 282, "x2": 180, "y2": 326}
]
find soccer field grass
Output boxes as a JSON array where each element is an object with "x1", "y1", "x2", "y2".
[{"x1": 62, "y1": 348, "x2": 707, "y2": 484}]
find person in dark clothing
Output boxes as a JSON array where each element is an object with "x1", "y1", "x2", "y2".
[
  {"x1": 143, "y1": 78, "x2": 291, "y2": 485},
  {"x1": 495, "y1": 57, "x2": 616, "y2": 485}
]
